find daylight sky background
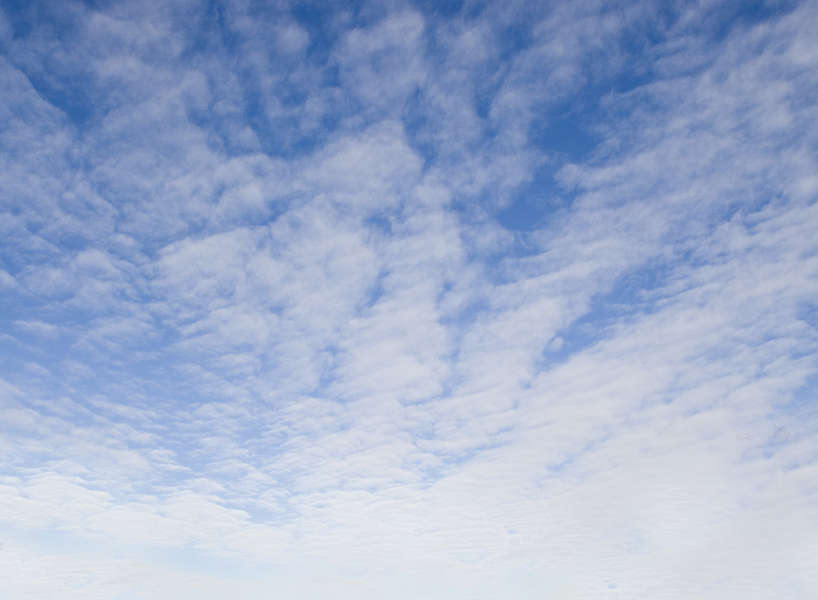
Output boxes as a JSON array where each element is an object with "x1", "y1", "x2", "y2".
[{"x1": 1, "y1": 0, "x2": 817, "y2": 598}]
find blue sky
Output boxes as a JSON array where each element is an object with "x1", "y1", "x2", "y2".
[{"x1": 1, "y1": 0, "x2": 817, "y2": 598}]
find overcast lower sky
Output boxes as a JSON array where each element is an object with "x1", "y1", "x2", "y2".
[{"x1": 1, "y1": 0, "x2": 817, "y2": 598}]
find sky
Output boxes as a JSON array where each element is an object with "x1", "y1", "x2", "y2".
[{"x1": 1, "y1": 0, "x2": 817, "y2": 598}]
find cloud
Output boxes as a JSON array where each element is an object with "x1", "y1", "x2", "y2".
[
  {"x1": 12, "y1": 319, "x2": 60, "y2": 337},
  {"x1": 1, "y1": 0, "x2": 817, "y2": 598}
]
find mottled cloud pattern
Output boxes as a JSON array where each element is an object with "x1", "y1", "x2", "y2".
[{"x1": 1, "y1": 1, "x2": 817, "y2": 598}]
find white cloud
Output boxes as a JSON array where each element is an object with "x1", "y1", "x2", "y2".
[{"x1": 0, "y1": 0, "x2": 817, "y2": 598}]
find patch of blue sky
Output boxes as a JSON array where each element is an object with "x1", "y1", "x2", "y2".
[
  {"x1": 410, "y1": 0, "x2": 465, "y2": 20},
  {"x1": 707, "y1": 0, "x2": 800, "y2": 40},
  {"x1": 494, "y1": 167, "x2": 578, "y2": 234},
  {"x1": 789, "y1": 372, "x2": 818, "y2": 419},
  {"x1": 291, "y1": 0, "x2": 363, "y2": 57},
  {"x1": 539, "y1": 257, "x2": 677, "y2": 368},
  {"x1": 401, "y1": 88, "x2": 440, "y2": 168},
  {"x1": 493, "y1": 99, "x2": 599, "y2": 227}
]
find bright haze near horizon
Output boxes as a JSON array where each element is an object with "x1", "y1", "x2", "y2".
[{"x1": 1, "y1": 0, "x2": 817, "y2": 598}]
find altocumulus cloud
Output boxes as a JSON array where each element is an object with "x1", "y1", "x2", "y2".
[{"x1": 1, "y1": 0, "x2": 817, "y2": 598}]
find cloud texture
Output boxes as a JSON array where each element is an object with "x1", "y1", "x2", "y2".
[{"x1": 1, "y1": 0, "x2": 817, "y2": 598}]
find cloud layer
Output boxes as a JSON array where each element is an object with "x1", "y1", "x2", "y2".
[{"x1": 1, "y1": 0, "x2": 817, "y2": 598}]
